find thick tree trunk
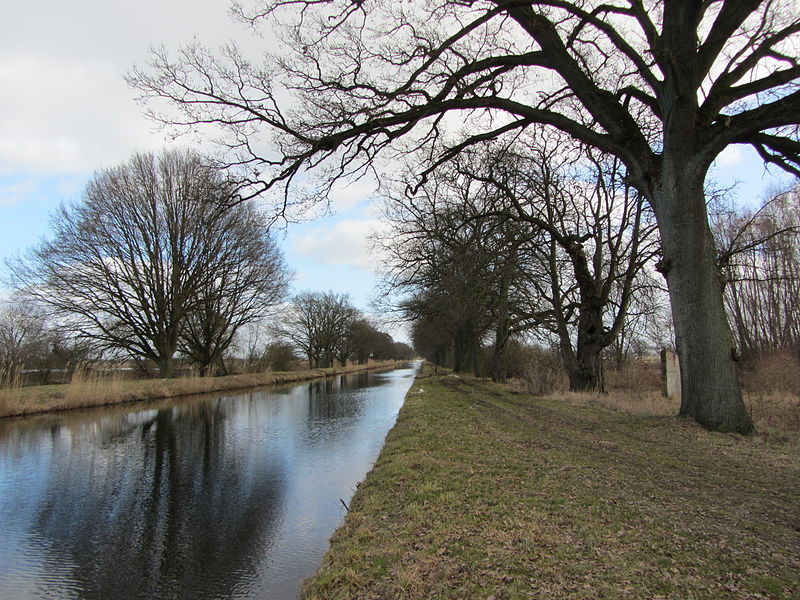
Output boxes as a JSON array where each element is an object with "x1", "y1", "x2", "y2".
[
  {"x1": 453, "y1": 324, "x2": 480, "y2": 374},
  {"x1": 453, "y1": 329, "x2": 466, "y2": 372},
  {"x1": 574, "y1": 299, "x2": 606, "y2": 392},
  {"x1": 556, "y1": 291, "x2": 606, "y2": 392},
  {"x1": 566, "y1": 348, "x2": 604, "y2": 393},
  {"x1": 561, "y1": 330, "x2": 605, "y2": 392},
  {"x1": 653, "y1": 173, "x2": 753, "y2": 433},
  {"x1": 157, "y1": 354, "x2": 174, "y2": 378}
]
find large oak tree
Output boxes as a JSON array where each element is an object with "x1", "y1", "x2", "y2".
[{"x1": 130, "y1": 1, "x2": 800, "y2": 432}]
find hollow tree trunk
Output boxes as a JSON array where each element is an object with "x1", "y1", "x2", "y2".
[
  {"x1": 558, "y1": 242, "x2": 607, "y2": 392},
  {"x1": 653, "y1": 172, "x2": 753, "y2": 433},
  {"x1": 560, "y1": 305, "x2": 606, "y2": 393},
  {"x1": 569, "y1": 346, "x2": 605, "y2": 393}
]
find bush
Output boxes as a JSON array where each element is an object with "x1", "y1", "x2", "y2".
[
  {"x1": 604, "y1": 358, "x2": 661, "y2": 393},
  {"x1": 264, "y1": 342, "x2": 300, "y2": 372},
  {"x1": 519, "y1": 346, "x2": 566, "y2": 395}
]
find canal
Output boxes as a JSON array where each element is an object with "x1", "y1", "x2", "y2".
[{"x1": 0, "y1": 364, "x2": 419, "y2": 599}]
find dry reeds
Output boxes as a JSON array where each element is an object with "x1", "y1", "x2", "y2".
[
  {"x1": 604, "y1": 358, "x2": 661, "y2": 392},
  {"x1": 520, "y1": 348, "x2": 567, "y2": 395},
  {"x1": 0, "y1": 360, "x2": 398, "y2": 419},
  {"x1": 555, "y1": 389, "x2": 680, "y2": 417},
  {"x1": 740, "y1": 351, "x2": 800, "y2": 436},
  {"x1": 744, "y1": 392, "x2": 800, "y2": 434},
  {"x1": 63, "y1": 362, "x2": 126, "y2": 408},
  {"x1": 514, "y1": 352, "x2": 799, "y2": 438}
]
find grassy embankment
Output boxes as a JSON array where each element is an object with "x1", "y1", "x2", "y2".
[
  {"x1": 303, "y1": 365, "x2": 799, "y2": 599},
  {"x1": 0, "y1": 360, "x2": 397, "y2": 419}
]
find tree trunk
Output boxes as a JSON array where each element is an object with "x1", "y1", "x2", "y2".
[
  {"x1": 653, "y1": 173, "x2": 753, "y2": 433},
  {"x1": 556, "y1": 293, "x2": 606, "y2": 392},
  {"x1": 491, "y1": 318, "x2": 509, "y2": 383},
  {"x1": 453, "y1": 329, "x2": 467, "y2": 372},
  {"x1": 561, "y1": 332, "x2": 605, "y2": 392},
  {"x1": 567, "y1": 347, "x2": 604, "y2": 393},
  {"x1": 157, "y1": 354, "x2": 174, "y2": 378}
]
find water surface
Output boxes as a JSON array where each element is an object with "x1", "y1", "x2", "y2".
[{"x1": 0, "y1": 364, "x2": 418, "y2": 599}]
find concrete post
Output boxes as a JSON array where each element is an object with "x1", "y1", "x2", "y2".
[{"x1": 660, "y1": 348, "x2": 681, "y2": 399}]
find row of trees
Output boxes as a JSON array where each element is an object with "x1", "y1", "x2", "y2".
[
  {"x1": 3, "y1": 148, "x2": 412, "y2": 380},
  {"x1": 277, "y1": 291, "x2": 413, "y2": 368},
  {"x1": 379, "y1": 133, "x2": 661, "y2": 392},
  {"x1": 715, "y1": 186, "x2": 800, "y2": 358},
  {"x1": 0, "y1": 297, "x2": 93, "y2": 386},
  {"x1": 388, "y1": 141, "x2": 799, "y2": 392}
]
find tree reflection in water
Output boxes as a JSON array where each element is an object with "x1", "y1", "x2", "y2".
[
  {"x1": 30, "y1": 401, "x2": 286, "y2": 600},
  {"x1": 0, "y1": 365, "x2": 417, "y2": 600}
]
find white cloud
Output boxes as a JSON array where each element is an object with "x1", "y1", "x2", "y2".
[
  {"x1": 0, "y1": 56, "x2": 165, "y2": 174},
  {"x1": 0, "y1": 1, "x2": 265, "y2": 175},
  {"x1": 715, "y1": 144, "x2": 744, "y2": 168},
  {"x1": 292, "y1": 219, "x2": 389, "y2": 270},
  {"x1": 327, "y1": 177, "x2": 377, "y2": 214},
  {"x1": 0, "y1": 179, "x2": 37, "y2": 208}
]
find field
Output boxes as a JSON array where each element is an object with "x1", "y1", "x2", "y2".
[{"x1": 303, "y1": 367, "x2": 800, "y2": 599}]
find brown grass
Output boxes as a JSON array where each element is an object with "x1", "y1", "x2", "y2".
[
  {"x1": 551, "y1": 390, "x2": 799, "y2": 438},
  {"x1": 552, "y1": 389, "x2": 680, "y2": 417},
  {"x1": 62, "y1": 362, "x2": 128, "y2": 407},
  {"x1": 0, "y1": 360, "x2": 399, "y2": 419},
  {"x1": 604, "y1": 358, "x2": 662, "y2": 392},
  {"x1": 607, "y1": 354, "x2": 800, "y2": 436},
  {"x1": 741, "y1": 351, "x2": 800, "y2": 396}
]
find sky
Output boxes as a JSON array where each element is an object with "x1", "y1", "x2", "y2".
[
  {"x1": 0, "y1": 1, "x2": 795, "y2": 337},
  {"x1": 0, "y1": 1, "x2": 388, "y2": 318}
]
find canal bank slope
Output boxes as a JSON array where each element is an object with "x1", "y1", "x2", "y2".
[
  {"x1": 0, "y1": 361, "x2": 398, "y2": 418},
  {"x1": 303, "y1": 370, "x2": 799, "y2": 599}
]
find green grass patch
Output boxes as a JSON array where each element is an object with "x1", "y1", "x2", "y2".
[{"x1": 303, "y1": 375, "x2": 800, "y2": 599}]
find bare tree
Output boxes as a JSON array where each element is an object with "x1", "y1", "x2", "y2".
[
  {"x1": 410, "y1": 310, "x2": 455, "y2": 368},
  {"x1": 0, "y1": 295, "x2": 50, "y2": 387},
  {"x1": 10, "y1": 149, "x2": 281, "y2": 378},
  {"x1": 715, "y1": 184, "x2": 800, "y2": 356},
  {"x1": 276, "y1": 291, "x2": 359, "y2": 368},
  {"x1": 381, "y1": 134, "x2": 660, "y2": 389},
  {"x1": 129, "y1": 1, "x2": 800, "y2": 431},
  {"x1": 479, "y1": 139, "x2": 661, "y2": 391},
  {"x1": 604, "y1": 268, "x2": 672, "y2": 368},
  {"x1": 379, "y1": 170, "x2": 530, "y2": 379},
  {"x1": 338, "y1": 318, "x2": 399, "y2": 364},
  {"x1": 178, "y1": 203, "x2": 291, "y2": 375}
]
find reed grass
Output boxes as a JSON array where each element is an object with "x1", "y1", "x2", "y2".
[
  {"x1": 0, "y1": 360, "x2": 398, "y2": 419},
  {"x1": 560, "y1": 353, "x2": 800, "y2": 437}
]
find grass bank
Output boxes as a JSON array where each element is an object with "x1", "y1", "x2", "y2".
[
  {"x1": 0, "y1": 360, "x2": 397, "y2": 419},
  {"x1": 303, "y1": 371, "x2": 799, "y2": 599}
]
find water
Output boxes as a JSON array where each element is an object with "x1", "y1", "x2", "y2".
[{"x1": 0, "y1": 364, "x2": 419, "y2": 599}]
